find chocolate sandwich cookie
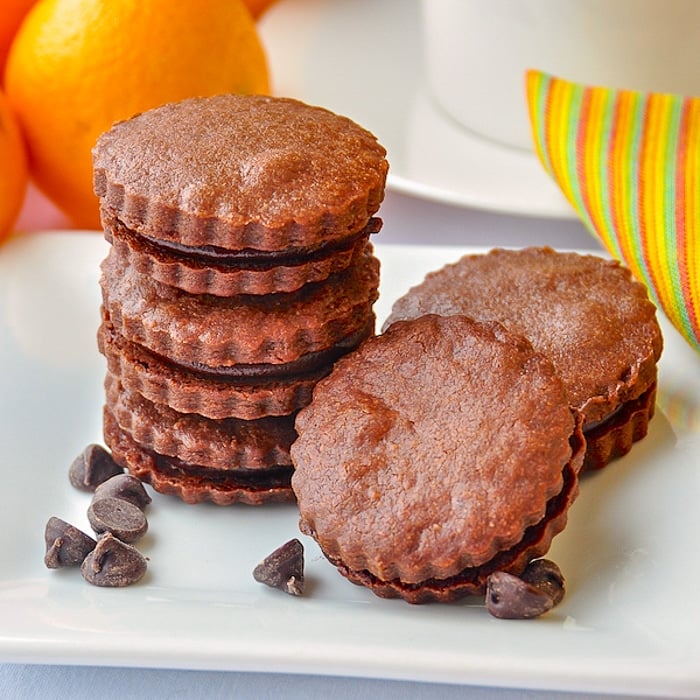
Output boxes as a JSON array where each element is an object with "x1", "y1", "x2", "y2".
[
  {"x1": 104, "y1": 409, "x2": 294, "y2": 506},
  {"x1": 291, "y1": 315, "x2": 585, "y2": 603},
  {"x1": 98, "y1": 316, "x2": 372, "y2": 420},
  {"x1": 93, "y1": 94, "x2": 388, "y2": 290},
  {"x1": 104, "y1": 374, "x2": 297, "y2": 470},
  {"x1": 384, "y1": 247, "x2": 663, "y2": 471},
  {"x1": 103, "y1": 210, "x2": 382, "y2": 297},
  {"x1": 100, "y1": 242, "x2": 379, "y2": 369}
]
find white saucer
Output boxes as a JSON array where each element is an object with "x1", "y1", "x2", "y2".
[{"x1": 259, "y1": 0, "x2": 574, "y2": 218}]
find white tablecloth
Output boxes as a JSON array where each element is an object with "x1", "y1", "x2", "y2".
[{"x1": 0, "y1": 664, "x2": 654, "y2": 700}]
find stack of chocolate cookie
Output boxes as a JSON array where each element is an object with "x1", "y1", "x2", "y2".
[{"x1": 92, "y1": 94, "x2": 388, "y2": 505}]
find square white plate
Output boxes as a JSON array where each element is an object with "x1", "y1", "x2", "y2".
[{"x1": 1, "y1": 232, "x2": 698, "y2": 697}]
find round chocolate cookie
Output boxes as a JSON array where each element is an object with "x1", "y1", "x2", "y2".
[
  {"x1": 100, "y1": 242, "x2": 379, "y2": 369},
  {"x1": 291, "y1": 314, "x2": 585, "y2": 603},
  {"x1": 102, "y1": 209, "x2": 381, "y2": 297},
  {"x1": 384, "y1": 247, "x2": 663, "y2": 471},
  {"x1": 104, "y1": 373, "x2": 297, "y2": 470},
  {"x1": 104, "y1": 409, "x2": 294, "y2": 506},
  {"x1": 93, "y1": 94, "x2": 388, "y2": 252},
  {"x1": 99, "y1": 315, "x2": 372, "y2": 421}
]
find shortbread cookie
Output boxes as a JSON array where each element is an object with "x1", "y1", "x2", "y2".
[
  {"x1": 291, "y1": 315, "x2": 585, "y2": 603},
  {"x1": 104, "y1": 374, "x2": 297, "y2": 470},
  {"x1": 103, "y1": 210, "x2": 382, "y2": 297},
  {"x1": 99, "y1": 316, "x2": 372, "y2": 420},
  {"x1": 100, "y1": 242, "x2": 380, "y2": 369},
  {"x1": 384, "y1": 247, "x2": 663, "y2": 470},
  {"x1": 104, "y1": 409, "x2": 294, "y2": 505},
  {"x1": 93, "y1": 94, "x2": 388, "y2": 252}
]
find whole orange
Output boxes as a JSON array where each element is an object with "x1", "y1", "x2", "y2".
[
  {"x1": 5, "y1": 0, "x2": 269, "y2": 230},
  {"x1": 0, "y1": 87, "x2": 28, "y2": 243},
  {"x1": 0, "y1": 0, "x2": 36, "y2": 79}
]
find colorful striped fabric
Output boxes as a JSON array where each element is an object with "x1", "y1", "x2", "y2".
[{"x1": 526, "y1": 70, "x2": 699, "y2": 353}]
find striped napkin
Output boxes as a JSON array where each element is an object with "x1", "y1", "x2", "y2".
[{"x1": 526, "y1": 70, "x2": 699, "y2": 354}]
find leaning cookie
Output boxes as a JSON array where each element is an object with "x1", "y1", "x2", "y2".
[
  {"x1": 384, "y1": 247, "x2": 663, "y2": 471},
  {"x1": 291, "y1": 315, "x2": 585, "y2": 604}
]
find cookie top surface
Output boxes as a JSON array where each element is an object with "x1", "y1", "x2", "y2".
[
  {"x1": 93, "y1": 95, "x2": 388, "y2": 250},
  {"x1": 384, "y1": 247, "x2": 663, "y2": 424},
  {"x1": 291, "y1": 314, "x2": 578, "y2": 585}
]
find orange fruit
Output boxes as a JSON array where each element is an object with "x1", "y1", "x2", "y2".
[
  {"x1": 0, "y1": 87, "x2": 28, "y2": 243},
  {"x1": 243, "y1": 0, "x2": 279, "y2": 18},
  {"x1": 0, "y1": 0, "x2": 36, "y2": 79},
  {"x1": 5, "y1": 0, "x2": 269, "y2": 230}
]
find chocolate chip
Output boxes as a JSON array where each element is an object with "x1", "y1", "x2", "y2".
[
  {"x1": 69, "y1": 444, "x2": 123, "y2": 492},
  {"x1": 486, "y1": 570, "x2": 554, "y2": 619},
  {"x1": 521, "y1": 558, "x2": 565, "y2": 606},
  {"x1": 44, "y1": 517, "x2": 96, "y2": 568},
  {"x1": 80, "y1": 532, "x2": 147, "y2": 587},
  {"x1": 253, "y1": 538, "x2": 304, "y2": 596},
  {"x1": 87, "y1": 497, "x2": 148, "y2": 543},
  {"x1": 93, "y1": 473, "x2": 152, "y2": 510}
]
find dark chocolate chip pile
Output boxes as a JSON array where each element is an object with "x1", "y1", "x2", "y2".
[
  {"x1": 44, "y1": 445, "x2": 151, "y2": 587},
  {"x1": 253, "y1": 538, "x2": 305, "y2": 596}
]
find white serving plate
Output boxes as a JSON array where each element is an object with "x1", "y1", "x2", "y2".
[
  {"x1": 258, "y1": 0, "x2": 574, "y2": 219},
  {"x1": 0, "y1": 232, "x2": 698, "y2": 697}
]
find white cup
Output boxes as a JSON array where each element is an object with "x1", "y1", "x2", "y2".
[{"x1": 422, "y1": 0, "x2": 700, "y2": 151}]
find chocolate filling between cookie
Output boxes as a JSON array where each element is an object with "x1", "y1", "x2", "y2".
[
  {"x1": 581, "y1": 382, "x2": 657, "y2": 470},
  {"x1": 104, "y1": 409, "x2": 295, "y2": 500},
  {"x1": 149, "y1": 454, "x2": 294, "y2": 488},
  {"x1": 101, "y1": 313, "x2": 375, "y2": 382},
  {"x1": 581, "y1": 382, "x2": 655, "y2": 433},
  {"x1": 106, "y1": 215, "x2": 383, "y2": 271}
]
